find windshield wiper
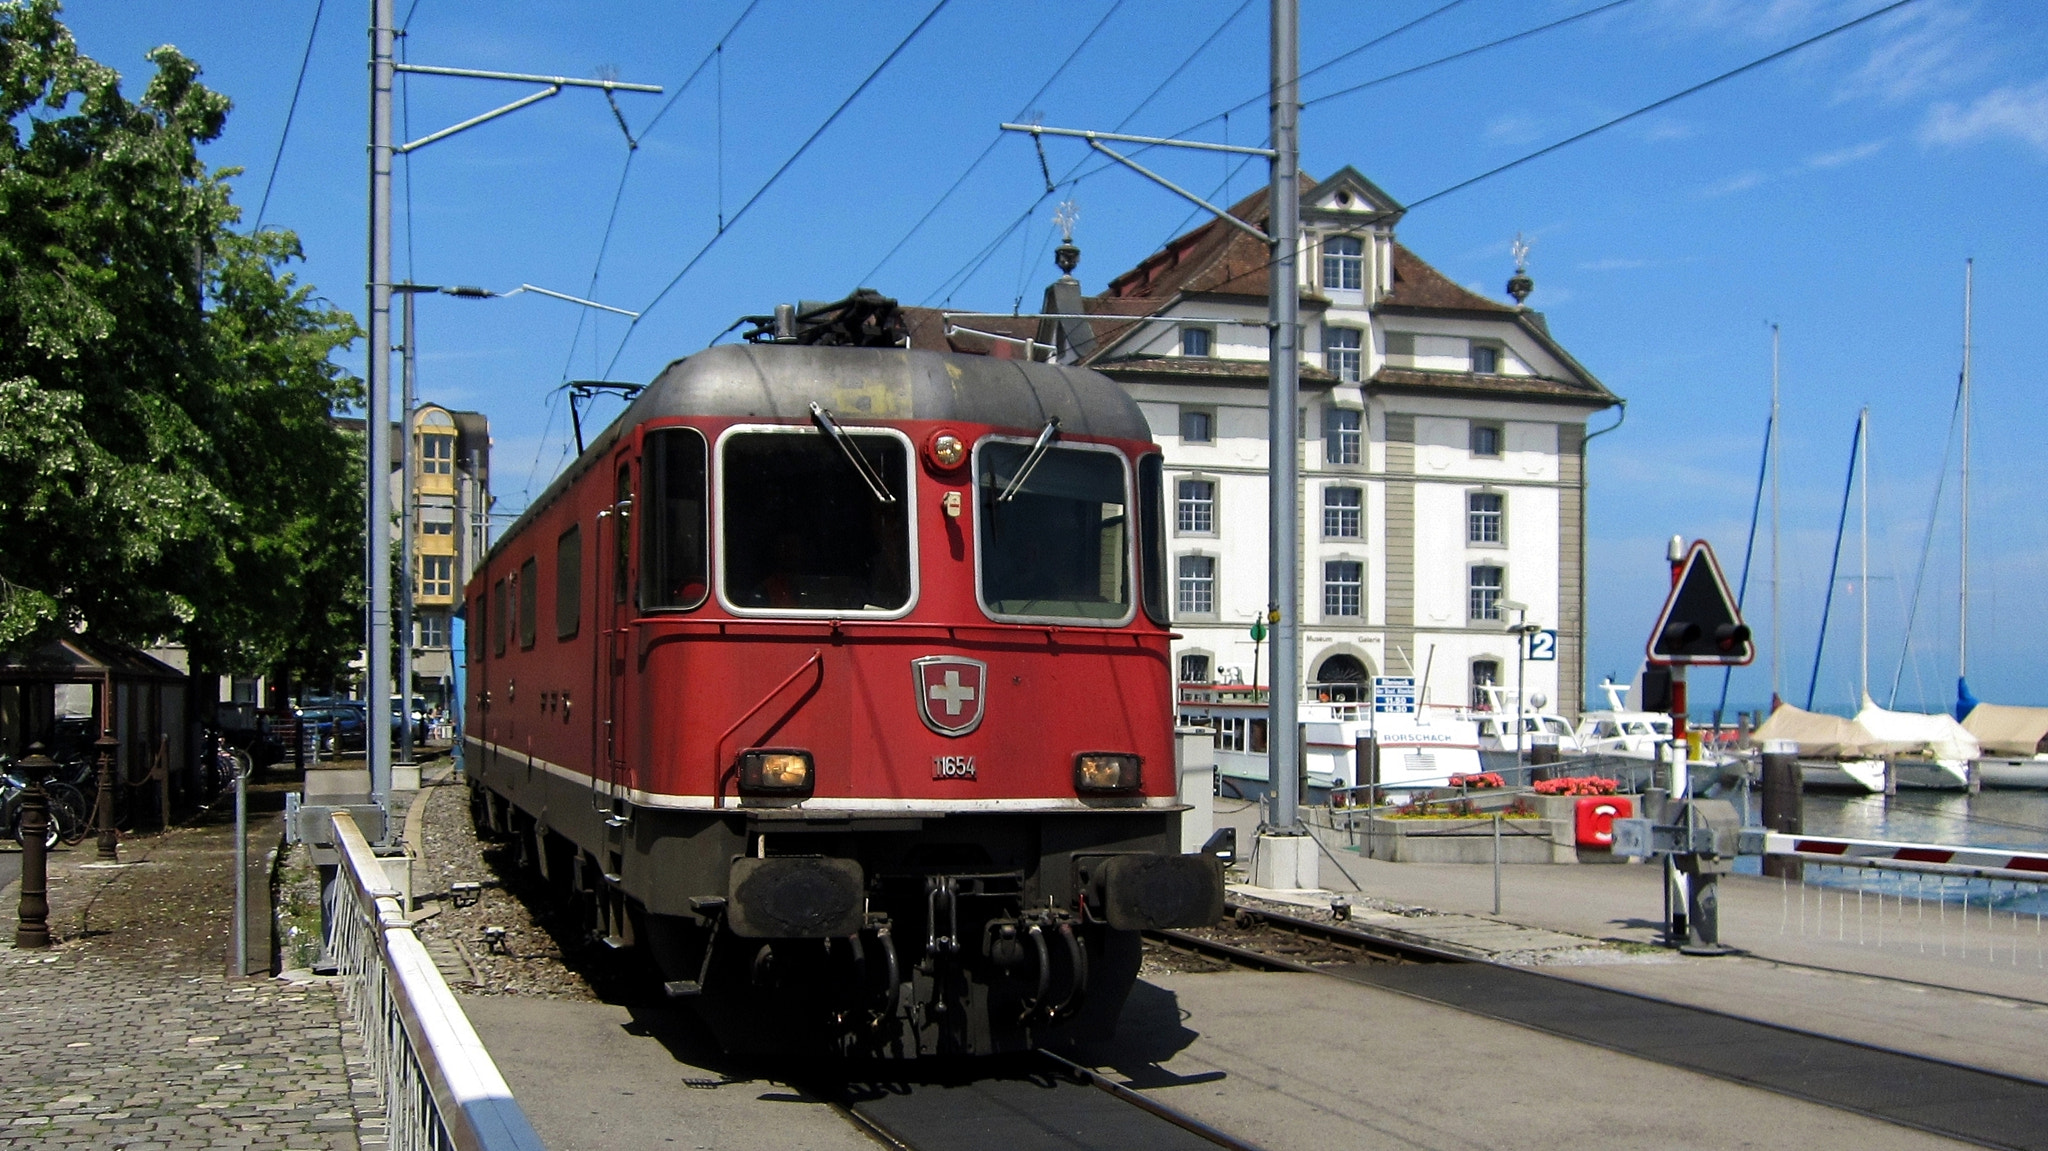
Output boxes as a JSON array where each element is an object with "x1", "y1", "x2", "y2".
[
  {"x1": 807, "y1": 403, "x2": 896, "y2": 504},
  {"x1": 997, "y1": 417, "x2": 1061, "y2": 503}
]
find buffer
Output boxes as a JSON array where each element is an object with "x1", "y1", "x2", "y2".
[{"x1": 1646, "y1": 540, "x2": 1753, "y2": 666}]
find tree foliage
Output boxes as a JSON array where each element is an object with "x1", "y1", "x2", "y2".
[{"x1": 0, "y1": 0, "x2": 364, "y2": 679}]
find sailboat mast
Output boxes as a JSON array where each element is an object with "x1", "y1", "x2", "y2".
[
  {"x1": 1859, "y1": 406, "x2": 1870, "y2": 704},
  {"x1": 1960, "y1": 259, "x2": 1972, "y2": 686},
  {"x1": 1770, "y1": 323, "x2": 1782, "y2": 706}
]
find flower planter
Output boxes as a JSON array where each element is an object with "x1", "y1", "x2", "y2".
[{"x1": 1357, "y1": 815, "x2": 1576, "y2": 864}]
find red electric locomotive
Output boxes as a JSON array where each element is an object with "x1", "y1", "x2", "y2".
[{"x1": 463, "y1": 294, "x2": 1223, "y2": 1057}]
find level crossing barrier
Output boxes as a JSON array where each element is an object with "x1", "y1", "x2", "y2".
[
  {"x1": 1746, "y1": 830, "x2": 2048, "y2": 883},
  {"x1": 330, "y1": 810, "x2": 546, "y2": 1151}
]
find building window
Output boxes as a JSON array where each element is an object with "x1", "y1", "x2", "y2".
[
  {"x1": 1471, "y1": 659, "x2": 1501, "y2": 710},
  {"x1": 1179, "y1": 407, "x2": 1214, "y2": 443},
  {"x1": 1176, "y1": 555, "x2": 1215, "y2": 617},
  {"x1": 1323, "y1": 486, "x2": 1362, "y2": 538},
  {"x1": 1179, "y1": 653, "x2": 1212, "y2": 684},
  {"x1": 1469, "y1": 565, "x2": 1504, "y2": 622},
  {"x1": 1325, "y1": 408, "x2": 1362, "y2": 465},
  {"x1": 421, "y1": 433, "x2": 455, "y2": 475},
  {"x1": 416, "y1": 614, "x2": 447, "y2": 649},
  {"x1": 1322, "y1": 235, "x2": 1364, "y2": 291},
  {"x1": 1467, "y1": 491, "x2": 1503, "y2": 544},
  {"x1": 1181, "y1": 326, "x2": 1212, "y2": 357},
  {"x1": 1176, "y1": 478, "x2": 1215, "y2": 534},
  {"x1": 1470, "y1": 423, "x2": 1502, "y2": 457},
  {"x1": 1471, "y1": 343, "x2": 1499, "y2": 374},
  {"x1": 418, "y1": 554, "x2": 453, "y2": 598},
  {"x1": 1323, "y1": 560, "x2": 1363, "y2": 618},
  {"x1": 420, "y1": 515, "x2": 453, "y2": 537},
  {"x1": 1323, "y1": 327, "x2": 1362, "y2": 383}
]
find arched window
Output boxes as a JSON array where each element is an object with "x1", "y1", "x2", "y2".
[{"x1": 1314, "y1": 654, "x2": 1368, "y2": 701}]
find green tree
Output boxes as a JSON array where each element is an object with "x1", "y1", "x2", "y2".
[{"x1": 0, "y1": 0, "x2": 364, "y2": 681}]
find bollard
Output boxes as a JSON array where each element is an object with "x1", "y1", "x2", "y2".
[
  {"x1": 1760, "y1": 740, "x2": 1801, "y2": 881},
  {"x1": 14, "y1": 745, "x2": 55, "y2": 949},
  {"x1": 1529, "y1": 733, "x2": 1559, "y2": 784},
  {"x1": 94, "y1": 732, "x2": 120, "y2": 863}
]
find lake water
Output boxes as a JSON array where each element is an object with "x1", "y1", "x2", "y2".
[{"x1": 1732, "y1": 787, "x2": 2048, "y2": 916}]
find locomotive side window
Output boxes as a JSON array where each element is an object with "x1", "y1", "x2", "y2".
[
  {"x1": 517, "y1": 557, "x2": 538, "y2": 649},
  {"x1": 471, "y1": 591, "x2": 486, "y2": 663},
  {"x1": 556, "y1": 526, "x2": 581, "y2": 640},
  {"x1": 721, "y1": 428, "x2": 911, "y2": 614},
  {"x1": 612, "y1": 464, "x2": 633, "y2": 606},
  {"x1": 491, "y1": 578, "x2": 507, "y2": 657},
  {"x1": 640, "y1": 429, "x2": 709, "y2": 610},
  {"x1": 977, "y1": 441, "x2": 1132, "y2": 623},
  {"x1": 1137, "y1": 454, "x2": 1169, "y2": 626}
]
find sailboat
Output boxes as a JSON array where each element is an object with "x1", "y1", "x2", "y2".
[{"x1": 1946, "y1": 260, "x2": 2048, "y2": 787}]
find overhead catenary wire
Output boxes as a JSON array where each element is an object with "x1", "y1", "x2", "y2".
[
  {"x1": 859, "y1": 0, "x2": 1129, "y2": 286},
  {"x1": 1403, "y1": 0, "x2": 1922, "y2": 211},
  {"x1": 253, "y1": 0, "x2": 327, "y2": 230},
  {"x1": 984, "y1": 0, "x2": 1925, "y2": 336},
  {"x1": 604, "y1": 0, "x2": 956, "y2": 372},
  {"x1": 1302, "y1": 0, "x2": 1638, "y2": 109}
]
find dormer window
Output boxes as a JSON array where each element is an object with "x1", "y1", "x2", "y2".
[
  {"x1": 1471, "y1": 344, "x2": 1499, "y2": 374},
  {"x1": 1322, "y1": 236, "x2": 1364, "y2": 292},
  {"x1": 1181, "y1": 326, "x2": 1212, "y2": 357}
]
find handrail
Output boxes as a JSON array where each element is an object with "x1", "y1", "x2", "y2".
[
  {"x1": 714, "y1": 648, "x2": 823, "y2": 778},
  {"x1": 332, "y1": 811, "x2": 545, "y2": 1151}
]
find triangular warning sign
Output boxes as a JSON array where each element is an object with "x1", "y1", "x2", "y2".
[{"x1": 1646, "y1": 540, "x2": 1754, "y2": 666}]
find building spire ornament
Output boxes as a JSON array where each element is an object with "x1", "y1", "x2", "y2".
[
  {"x1": 1053, "y1": 200, "x2": 1081, "y2": 278},
  {"x1": 1506, "y1": 232, "x2": 1534, "y2": 306}
]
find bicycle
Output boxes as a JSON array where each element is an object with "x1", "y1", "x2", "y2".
[{"x1": 2, "y1": 765, "x2": 88, "y2": 848}]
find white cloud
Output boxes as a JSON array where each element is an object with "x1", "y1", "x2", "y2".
[
  {"x1": 1804, "y1": 138, "x2": 1888, "y2": 168},
  {"x1": 1700, "y1": 169, "x2": 1769, "y2": 197},
  {"x1": 1579, "y1": 257, "x2": 1655, "y2": 271},
  {"x1": 1920, "y1": 78, "x2": 2048, "y2": 157},
  {"x1": 1834, "y1": 3, "x2": 1983, "y2": 104},
  {"x1": 1483, "y1": 114, "x2": 1545, "y2": 146}
]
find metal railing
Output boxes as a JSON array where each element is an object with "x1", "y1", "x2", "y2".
[{"x1": 330, "y1": 811, "x2": 546, "y2": 1151}]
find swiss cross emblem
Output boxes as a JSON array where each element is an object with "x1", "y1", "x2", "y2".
[{"x1": 912, "y1": 655, "x2": 987, "y2": 737}]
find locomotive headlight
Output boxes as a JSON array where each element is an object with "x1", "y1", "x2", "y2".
[
  {"x1": 738, "y1": 749, "x2": 814, "y2": 795},
  {"x1": 1074, "y1": 753, "x2": 1142, "y2": 793},
  {"x1": 926, "y1": 430, "x2": 967, "y2": 471}
]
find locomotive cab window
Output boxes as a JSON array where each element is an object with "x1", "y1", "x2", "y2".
[
  {"x1": 640, "y1": 429, "x2": 708, "y2": 610},
  {"x1": 977, "y1": 439, "x2": 1132, "y2": 624},
  {"x1": 719, "y1": 426, "x2": 912, "y2": 614}
]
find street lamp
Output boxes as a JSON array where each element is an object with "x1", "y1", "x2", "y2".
[
  {"x1": 390, "y1": 282, "x2": 639, "y2": 773},
  {"x1": 1500, "y1": 599, "x2": 1540, "y2": 758}
]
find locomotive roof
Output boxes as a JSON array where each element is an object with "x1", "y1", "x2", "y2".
[{"x1": 493, "y1": 343, "x2": 1153, "y2": 554}]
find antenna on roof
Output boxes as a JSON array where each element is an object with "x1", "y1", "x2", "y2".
[
  {"x1": 1053, "y1": 200, "x2": 1081, "y2": 277},
  {"x1": 1507, "y1": 232, "x2": 1534, "y2": 306}
]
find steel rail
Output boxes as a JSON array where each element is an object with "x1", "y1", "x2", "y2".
[
  {"x1": 1036, "y1": 1048, "x2": 1268, "y2": 1151},
  {"x1": 1168, "y1": 899, "x2": 2048, "y2": 1150}
]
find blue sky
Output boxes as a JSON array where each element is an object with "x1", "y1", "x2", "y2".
[{"x1": 61, "y1": 0, "x2": 2048, "y2": 713}]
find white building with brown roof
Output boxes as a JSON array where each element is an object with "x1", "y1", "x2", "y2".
[{"x1": 1033, "y1": 167, "x2": 1619, "y2": 720}]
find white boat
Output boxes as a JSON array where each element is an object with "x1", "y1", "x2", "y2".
[
  {"x1": 1468, "y1": 685, "x2": 1584, "y2": 757},
  {"x1": 1962, "y1": 703, "x2": 2048, "y2": 788},
  {"x1": 1177, "y1": 687, "x2": 1483, "y2": 802},
  {"x1": 1749, "y1": 702, "x2": 1888, "y2": 793},
  {"x1": 1854, "y1": 697, "x2": 1977, "y2": 790},
  {"x1": 1574, "y1": 679, "x2": 1675, "y2": 759}
]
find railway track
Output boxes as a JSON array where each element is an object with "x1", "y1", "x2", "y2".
[
  {"x1": 813, "y1": 1048, "x2": 1263, "y2": 1151},
  {"x1": 1150, "y1": 901, "x2": 2048, "y2": 1151}
]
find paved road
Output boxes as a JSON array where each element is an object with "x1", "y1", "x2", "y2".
[{"x1": 0, "y1": 849, "x2": 19, "y2": 895}]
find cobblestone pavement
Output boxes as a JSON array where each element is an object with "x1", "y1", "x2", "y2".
[{"x1": 0, "y1": 784, "x2": 384, "y2": 1150}]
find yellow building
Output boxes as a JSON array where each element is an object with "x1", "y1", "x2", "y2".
[{"x1": 399, "y1": 404, "x2": 490, "y2": 713}]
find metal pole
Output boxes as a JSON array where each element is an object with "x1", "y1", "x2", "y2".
[
  {"x1": 398, "y1": 286, "x2": 416, "y2": 768},
  {"x1": 366, "y1": 0, "x2": 395, "y2": 821},
  {"x1": 1958, "y1": 259, "x2": 1971, "y2": 699},
  {"x1": 1769, "y1": 324, "x2": 1781, "y2": 706},
  {"x1": 1265, "y1": 0, "x2": 1302, "y2": 834},
  {"x1": 1492, "y1": 812, "x2": 1502, "y2": 915},
  {"x1": 233, "y1": 753, "x2": 247, "y2": 974}
]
